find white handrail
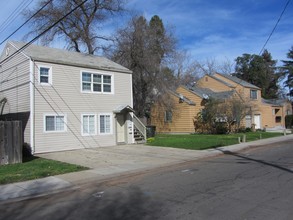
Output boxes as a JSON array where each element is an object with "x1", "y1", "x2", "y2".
[{"x1": 133, "y1": 114, "x2": 146, "y2": 140}]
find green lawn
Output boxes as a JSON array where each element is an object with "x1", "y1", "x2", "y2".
[
  {"x1": 0, "y1": 157, "x2": 88, "y2": 185},
  {"x1": 147, "y1": 132, "x2": 285, "y2": 150}
]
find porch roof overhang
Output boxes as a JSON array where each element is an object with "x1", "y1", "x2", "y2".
[{"x1": 113, "y1": 105, "x2": 135, "y2": 114}]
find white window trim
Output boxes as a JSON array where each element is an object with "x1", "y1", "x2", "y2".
[
  {"x1": 38, "y1": 65, "x2": 52, "y2": 86},
  {"x1": 250, "y1": 89, "x2": 258, "y2": 100},
  {"x1": 81, "y1": 113, "x2": 97, "y2": 136},
  {"x1": 80, "y1": 70, "x2": 114, "y2": 94},
  {"x1": 43, "y1": 113, "x2": 67, "y2": 133},
  {"x1": 98, "y1": 113, "x2": 113, "y2": 135}
]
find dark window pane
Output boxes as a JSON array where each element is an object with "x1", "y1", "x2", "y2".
[
  {"x1": 46, "y1": 116, "x2": 55, "y2": 131},
  {"x1": 93, "y1": 84, "x2": 101, "y2": 92},
  {"x1": 82, "y1": 83, "x2": 91, "y2": 91},
  {"x1": 103, "y1": 84, "x2": 111, "y2": 92},
  {"x1": 103, "y1": 75, "x2": 111, "y2": 84},
  {"x1": 93, "y1": 74, "x2": 102, "y2": 83}
]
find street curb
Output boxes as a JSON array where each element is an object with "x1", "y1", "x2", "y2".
[{"x1": 1, "y1": 134, "x2": 292, "y2": 204}]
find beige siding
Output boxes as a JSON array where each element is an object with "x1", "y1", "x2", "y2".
[
  {"x1": 32, "y1": 61, "x2": 132, "y2": 153},
  {"x1": 0, "y1": 44, "x2": 30, "y2": 113},
  {"x1": 151, "y1": 94, "x2": 195, "y2": 133},
  {"x1": 151, "y1": 86, "x2": 206, "y2": 133},
  {"x1": 0, "y1": 43, "x2": 31, "y2": 144},
  {"x1": 197, "y1": 75, "x2": 232, "y2": 92}
]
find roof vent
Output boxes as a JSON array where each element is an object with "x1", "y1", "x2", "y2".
[{"x1": 203, "y1": 94, "x2": 209, "y2": 99}]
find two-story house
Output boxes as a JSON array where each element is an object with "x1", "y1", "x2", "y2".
[
  {"x1": 0, "y1": 41, "x2": 143, "y2": 153},
  {"x1": 151, "y1": 73, "x2": 292, "y2": 133}
]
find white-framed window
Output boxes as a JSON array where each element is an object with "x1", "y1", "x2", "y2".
[
  {"x1": 81, "y1": 71, "x2": 113, "y2": 94},
  {"x1": 99, "y1": 114, "x2": 112, "y2": 134},
  {"x1": 250, "y1": 90, "x2": 257, "y2": 100},
  {"x1": 44, "y1": 114, "x2": 66, "y2": 132},
  {"x1": 82, "y1": 114, "x2": 96, "y2": 135},
  {"x1": 39, "y1": 66, "x2": 52, "y2": 85}
]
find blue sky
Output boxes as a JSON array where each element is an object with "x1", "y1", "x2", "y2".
[
  {"x1": 127, "y1": 0, "x2": 293, "y2": 64},
  {"x1": 0, "y1": 0, "x2": 292, "y2": 66}
]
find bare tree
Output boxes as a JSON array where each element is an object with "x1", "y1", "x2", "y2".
[
  {"x1": 23, "y1": 0, "x2": 126, "y2": 54},
  {"x1": 109, "y1": 15, "x2": 177, "y2": 117},
  {"x1": 194, "y1": 96, "x2": 251, "y2": 134}
]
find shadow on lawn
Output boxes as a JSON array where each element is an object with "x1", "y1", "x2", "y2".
[
  {"x1": 218, "y1": 149, "x2": 293, "y2": 174},
  {"x1": 23, "y1": 156, "x2": 40, "y2": 163}
]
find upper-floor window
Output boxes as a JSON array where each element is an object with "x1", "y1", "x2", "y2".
[
  {"x1": 250, "y1": 90, "x2": 257, "y2": 100},
  {"x1": 81, "y1": 72, "x2": 113, "y2": 94},
  {"x1": 39, "y1": 66, "x2": 52, "y2": 85},
  {"x1": 44, "y1": 114, "x2": 66, "y2": 132}
]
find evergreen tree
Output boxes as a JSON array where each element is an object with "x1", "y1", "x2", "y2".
[
  {"x1": 234, "y1": 50, "x2": 280, "y2": 99},
  {"x1": 282, "y1": 46, "x2": 293, "y2": 98}
]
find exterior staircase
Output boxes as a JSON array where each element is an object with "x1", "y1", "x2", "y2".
[{"x1": 133, "y1": 114, "x2": 147, "y2": 143}]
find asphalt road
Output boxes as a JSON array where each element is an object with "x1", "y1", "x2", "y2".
[{"x1": 1, "y1": 139, "x2": 293, "y2": 220}]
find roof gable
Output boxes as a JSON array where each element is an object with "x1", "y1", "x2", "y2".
[
  {"x1": 7, "y1": 41, "x2": 131, "y2": 74},
  {"x1": 214, "y1": 73, "x2": 260, "y2": 89}
]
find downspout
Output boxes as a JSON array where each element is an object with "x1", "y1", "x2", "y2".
[
  {"x1": 130, "y1": 73, "x2": 135, "y2": 143},
  {"x1": 29, "y1": 59, "x2": 35, "y2": 154},
  {"x1": 0, "y1": 97, "x2": 7, "y2": 115}
]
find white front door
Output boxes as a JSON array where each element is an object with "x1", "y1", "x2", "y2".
[
  {"x1": 116, "y1": 114, "x2": 125, "y2": 143},
  {"x1": 254, "y1": 115, "x2": 261, "y2": 129}
]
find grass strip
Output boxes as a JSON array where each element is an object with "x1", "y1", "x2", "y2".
[
  {"x1": 0, "y1": 156, "x2": 88, "y2": 185},
  {"x1": 147, "y1": 132, "x2": 284, "y2": 150}
]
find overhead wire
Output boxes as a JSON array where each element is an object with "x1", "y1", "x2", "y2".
[
  {"x1": 32, "y1": 61, "x2": 102, "y2": 148},
  {"x1": 0, "y1": 0, "x2": 89, "y2": 66},
  {"x1": 259, "y1": 0, "x2": 292, "y2": 55},
  {"x1": 0, "y1": 0, "x2": 100, "y2": 149},
  {"x1": 0, "y1": 0, "x2": 34, "y2": 35},
  {"x1": 0, "y1": 0, "x2": 54, "y2": 46}
]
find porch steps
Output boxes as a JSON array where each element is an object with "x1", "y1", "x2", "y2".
[{"x1": 134, "y1": 128, "x2": 146, "y2": 143}]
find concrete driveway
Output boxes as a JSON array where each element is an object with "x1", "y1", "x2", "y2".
[
  {"x1": 38, "y1": 144, "x2": 211, "y2": 171},
  {"x1": 38, "y1": 135, "x2": 293, "y2": 180}
]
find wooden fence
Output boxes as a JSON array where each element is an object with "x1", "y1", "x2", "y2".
[{"x1": 0, "y1": 121, "x2": 23, "y2": 165}]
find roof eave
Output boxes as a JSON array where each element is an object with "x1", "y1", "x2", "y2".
[{"x1": 31, "y1": 57, "x2": 132, "y2": 74}]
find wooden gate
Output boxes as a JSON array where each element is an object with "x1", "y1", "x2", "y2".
[{"x1": 0, "y1": 121, "x2": 23, "y2": 165}]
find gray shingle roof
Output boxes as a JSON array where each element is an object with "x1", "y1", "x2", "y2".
[
  {"x1": 9, "y1": 41, "x2": 131, "y2": 74},
  {"x1": 169, "y1": 90, "x2": 195, "y2": 105},
  {"x1": 262, "y1": 98, "x2": 288, "y2": 106},
  {"x1": 182, "y1": 85, "x2": 235, "y2": 100},
  {"x1": 215, "y1": 73, "x2": 260, "y2": 89}
]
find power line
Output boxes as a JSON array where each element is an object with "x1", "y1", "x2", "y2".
[
  {"x1": 0, "y1": 0, "x2": 89, "y2": 66},
  {"x1": 0, "y1": 0, "x2": 34, "y2": 35},
  {"x1": 259, "y1": 0, "x2": 292, "y2": 55},
  {"x1": 0, "y1": 0, "x2": 54, "y2": 46}
]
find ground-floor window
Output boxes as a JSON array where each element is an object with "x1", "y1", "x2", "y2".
[
  {"x1": 82, "y1": 114, "x2": 96, "y2": 135},
  {"x1": 44, "y1": 114, "x2": 66, "y2": 132},
  {"x1": 99, "y1": 114, "x2": 112, "y2": 134},
  {"x1": 275, "y1": 116, "x2": 281, "y2": 123},
  {"x1": 164, "y1": 111, "x2": 172, "y2": 123}
]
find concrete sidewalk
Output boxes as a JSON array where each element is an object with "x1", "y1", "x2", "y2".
[{"x1": 1, "y1": 135, "x2": 293, "y2": 203}]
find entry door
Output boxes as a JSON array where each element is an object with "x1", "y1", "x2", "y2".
[
  {"x1": 254, "y1": 115, "x2": 261, "y2": 129},
  {"x1": 116, "y1": 114, "x2": 126, "y2": 143}
]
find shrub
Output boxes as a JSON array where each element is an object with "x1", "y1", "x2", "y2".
[
  {"x1": 245, "y1": 127, "x2": 252, "y2": 132},
  {"x1": 214, "y1": 123, "x2": 228, "y2": 134},
  {"x1": 147, "y1": 137, "x2": 155, "y2": 143}
]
